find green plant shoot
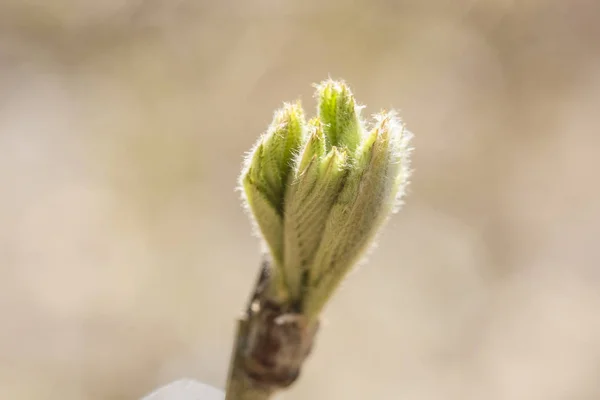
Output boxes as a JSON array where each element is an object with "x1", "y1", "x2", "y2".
[{"x1": 240, "y1": 79, "x2": 412, "y2": 322}]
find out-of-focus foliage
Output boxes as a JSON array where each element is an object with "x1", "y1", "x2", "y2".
[{"x1": 1, "y1": 1, "x2": 600, "y2": 399}]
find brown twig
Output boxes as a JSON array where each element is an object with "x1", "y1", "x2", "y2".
[{"x1": 224, "y1": 257, "x2": 318, "y2": 400}]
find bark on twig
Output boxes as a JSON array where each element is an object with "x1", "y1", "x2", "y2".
[{"x1": 224, "y1": 257, "x2": 318, "y2": 400}]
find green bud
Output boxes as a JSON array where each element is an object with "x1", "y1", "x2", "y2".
[
  {"x1": 240, "y1": 102, "x2": 306, "y2": 300},
  {"x1": 303, "y1": 111, "x2": 412, "y2": 318},
  {"x1": 296, "y1": 118, "x2": 326, "y2": 174},
  {"x1": 315, "y1": 79, "x2": 364, "y2": 153},
  {"x1": 240, "y1": 80, "x2": 412, "y2": 315},
  {"x1": 258, "y1": 102, "x2": 306, "y2": 213},
  {"x1": 283, "y1": 143, "x2": 348, "y2": 301}
]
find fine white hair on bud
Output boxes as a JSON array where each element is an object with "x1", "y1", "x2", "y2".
[{"x1": 240, "y1": 79, "x2": 413, "y2": 315}]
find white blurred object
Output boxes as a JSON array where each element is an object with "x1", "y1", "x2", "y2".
[{"x1": 142, "y1": 380, "x2": 224, "y2": 400}]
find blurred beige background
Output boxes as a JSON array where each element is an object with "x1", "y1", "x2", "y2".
[{"x1": 1, "y1": 0, "x2": 600, "y2": 399}]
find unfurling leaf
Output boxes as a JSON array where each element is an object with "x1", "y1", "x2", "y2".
[{"x1": 240, "y1": 79, "x2": 412, "y2": 317}]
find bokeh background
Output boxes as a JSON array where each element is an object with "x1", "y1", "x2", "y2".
[{"x1": 2, "y1": 0, "x2": 600, "y2": 399}]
